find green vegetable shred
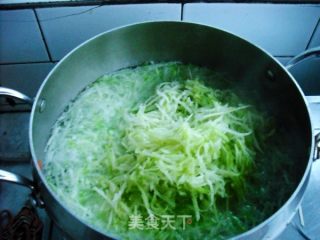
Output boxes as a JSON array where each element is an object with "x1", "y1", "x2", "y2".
[{"x1": 44, "y1": 62, "x2": 295, "y2": 239}]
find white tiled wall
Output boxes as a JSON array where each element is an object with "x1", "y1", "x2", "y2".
[
  {"x1": 309, "y1": 21, "x2": 320, "y2": 49},
  {"x1": 0, "y1": 9, "x2": 49, "y2": 63},
  {"x1": 183, "y1": 4, "x2": 320, "y2": 56},
  {"x1": 0, "y1": 3, "x2": 319, "y2": 108},
  {"x1": 275, "y1": 57, "x2": 293, "y2": 66},
  {"x1": 36, "y1": 4, "x2": 181, "y2": 61}
]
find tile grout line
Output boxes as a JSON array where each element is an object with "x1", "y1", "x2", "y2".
[
  {"x1": 0, "y1": 60, "x2": 58, "y2": 66},
  {"x1": 306, "y1": 16, "x2": 320, "y2": 50},
  {"x1": 274, "y1": 56, "x2": 294, "y2": 58},
  {"x1": 180, "y1": 2, "x2": 184, "y2": 21},
  {"x1": 33, "y1": 8, "x2": 54, "y2": 62}
]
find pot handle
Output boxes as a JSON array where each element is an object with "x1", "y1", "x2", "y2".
[
  {"x1": 0, "y1": 169, "x2": 35, "y2": 191},
  {"x1": 286, "y1": 48, "x2": 320, "y2": 162},
  {"x1": 0, "y1": 88, "x2": 43, "y2": 206},
  {"x1": 0, "y1": 87, "x2": 34, "y2": 105},
  {"x1": 0, "y1": 169, "x2": 44, "y2": 207},
  {"x1": 286, "y1": 47, "x2": 320, "y2": 69}
]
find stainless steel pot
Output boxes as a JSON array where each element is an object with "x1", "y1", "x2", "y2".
[{"x1": 0, "y1": 21, "x2": 318, "y2": 240}]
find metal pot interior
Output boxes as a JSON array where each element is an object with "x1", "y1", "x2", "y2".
[{"x1": 29, "y1": 21, "x2": 313, "y2": 238}]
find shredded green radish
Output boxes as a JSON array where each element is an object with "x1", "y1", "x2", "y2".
[{"x1": 44, "y1": 62, "x2": 293, "y2": 239}]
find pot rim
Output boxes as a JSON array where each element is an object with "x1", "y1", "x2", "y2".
[{"x1": 29, "y1": 20, "x2": 315, "y2": 239}]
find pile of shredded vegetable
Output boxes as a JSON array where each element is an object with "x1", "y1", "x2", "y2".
[{"x1": 44, "y1": 63, "x2": 291, "y2": 239}]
